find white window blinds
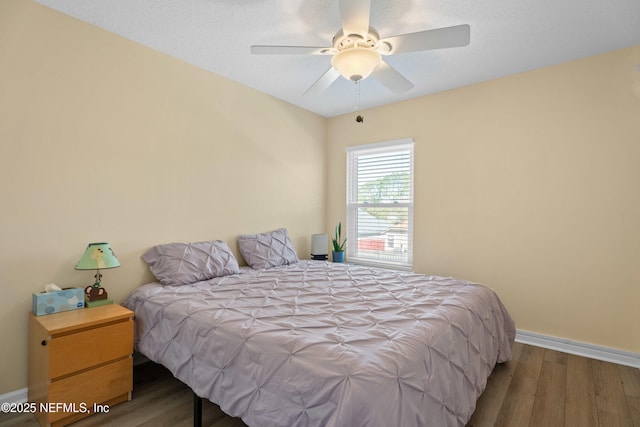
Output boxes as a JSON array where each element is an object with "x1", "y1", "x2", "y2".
[{"x1": 346, "y1": 139, "x2": 414, "y2": 270}]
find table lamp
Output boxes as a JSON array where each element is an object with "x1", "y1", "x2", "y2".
[
  {"x1": 311, "y1": 234, "x2": 329, "y2": 260},
  {"x1": 75, "y1": 242, "x2": 120, "y2": 307}
]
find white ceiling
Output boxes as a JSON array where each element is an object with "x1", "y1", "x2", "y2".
[{"x1": 34, "y1": 0, "x2": 640, "y2": 118}]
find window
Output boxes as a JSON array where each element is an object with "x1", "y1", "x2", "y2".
[{"x1": 346, "y1": 139, "x2": 414, "y2": 270}]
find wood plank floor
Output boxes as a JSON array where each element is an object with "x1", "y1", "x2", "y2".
[
  {"x1": 2, "y1": 343, "x2": 638, "y2": 426},
  {"x1": 468, "y1": 343, "x2": 640, "y2": 427}
]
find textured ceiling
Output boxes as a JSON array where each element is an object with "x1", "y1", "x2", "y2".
[{"x1": 34, "y1": 0, "x2": 640, "y2": 118}]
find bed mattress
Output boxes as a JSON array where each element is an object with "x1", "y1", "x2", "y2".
[{"x1": 124, "y1": 260, "x2": 515, "y2": 426}]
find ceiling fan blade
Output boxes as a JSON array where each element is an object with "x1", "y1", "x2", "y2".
[
  {"x1": 339, "y1": 0, "x2": 370, "y2": 36},
  {"x1": 380, "y1": 24, "x2": 470, "y2": 54},
  {"x1": 251, "y1": 45, "x2": 329, "y2": 55},
  {"x1": 304, "y1": 68, "x2": 341, "y2": 96},
  {"x1": 372, "y1": 61, "x2": 414, "y2": 93}
]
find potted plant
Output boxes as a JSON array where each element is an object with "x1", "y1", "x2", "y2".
[{"x1": 332, "y1": 222, "x2": 346, "y2": 263}]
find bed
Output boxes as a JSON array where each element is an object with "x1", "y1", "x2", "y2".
[{"x1": 124, "y1": 230, "x2": 515, "y2": 427}]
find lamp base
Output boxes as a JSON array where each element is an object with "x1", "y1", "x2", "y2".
[{"x1": 85, "y1": 299, "x2": 113, "y2": 308}]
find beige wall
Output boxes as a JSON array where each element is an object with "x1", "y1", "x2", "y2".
[
  {"x1": 0, "y1": 1, "x2": 326, "y2": 394},
  {"x1": 1, "y1": 0, "x2": 638, "y2": 398},
  {"x1": 327, "y1": 46, "x2": 640, "y2": 355}
]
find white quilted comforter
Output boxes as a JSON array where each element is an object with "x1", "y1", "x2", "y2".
[{"x1": 124, "y1": 261, "x2": 515, "y2": 427}]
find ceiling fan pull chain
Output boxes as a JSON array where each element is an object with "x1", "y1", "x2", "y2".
[
  {"x1": 354, "y1": 80, "x2": 363, "y2": 123},
  {"x1": 354, "y1": 79, "x2": 359, "y2": 111}
]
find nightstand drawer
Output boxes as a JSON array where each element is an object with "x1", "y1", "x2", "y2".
[
  {"x1": 48, "y1": 357, "x2": 133, "y2": 423},
  {"x1": 47, "y1": 319, "x2": 132, "y2": 379}
]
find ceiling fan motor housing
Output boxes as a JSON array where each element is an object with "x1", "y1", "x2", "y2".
[{"x1": 331, "y1": 28, "x2": 382, "y2": 81}]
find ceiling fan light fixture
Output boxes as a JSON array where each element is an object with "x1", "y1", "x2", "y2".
[{"x1": 331, "y1": 47, "x2": 381, "y2": 81}]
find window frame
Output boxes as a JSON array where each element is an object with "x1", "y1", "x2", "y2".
[{"x1": 345, "y1": 138, "x2": 414, "y2": 271}]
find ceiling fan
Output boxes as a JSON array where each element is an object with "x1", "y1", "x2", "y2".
[{"x1": 251, "y1": 0, "x2": 470, "y2": 96}]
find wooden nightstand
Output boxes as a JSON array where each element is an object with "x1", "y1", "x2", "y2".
[{"x1": 28, "y1": 304, "x2": 134, "y2": 427}]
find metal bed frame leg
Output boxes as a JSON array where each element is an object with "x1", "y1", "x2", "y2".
[{"x1": 193, "y1": 391, "x2": 202, "y2": 427}]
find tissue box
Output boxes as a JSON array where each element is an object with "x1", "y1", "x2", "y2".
[{"x1": 32, "y1": 288, "x2": 85, "y2": 316}]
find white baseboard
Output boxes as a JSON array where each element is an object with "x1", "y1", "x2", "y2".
[
  {"x1": 516, "y1": 329, "x2": 640, "y2": 368},
  {"x1": 0, "y1": 387, "x2": 27, "y2": 404}
]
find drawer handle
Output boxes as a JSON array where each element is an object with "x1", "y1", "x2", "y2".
[{"x1": 41, "y1": 340, "x2": 47, "y2": 346}]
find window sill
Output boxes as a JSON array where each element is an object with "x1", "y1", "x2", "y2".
[{"x1": 346, "y1": 258, "x2": 413, "y2": 272}]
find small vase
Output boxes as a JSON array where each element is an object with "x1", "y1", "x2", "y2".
[{"x1": 332, "y1": 251, "x2": 345, "y2": 263}]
